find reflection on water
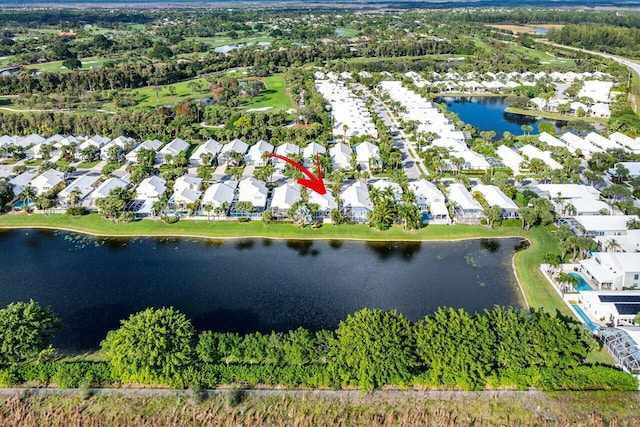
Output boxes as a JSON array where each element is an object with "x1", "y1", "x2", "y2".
[{"x1": 0, "y1": 230, "x2": 525, "y2": 351}]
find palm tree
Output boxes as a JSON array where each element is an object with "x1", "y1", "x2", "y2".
[
  {"x1": 69, "y1": 187, "x2": 82, "y2": 208},
  {"x1": 19, "y1": 185, "x2": 36, "y2": 213},
  {"x1": 203, "y1": 203, "x2": 213, "y2": 222},
  {"x1": 605, "y1": 239, "x2": 622, "y2": 253}
]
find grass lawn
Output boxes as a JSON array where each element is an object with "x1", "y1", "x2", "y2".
[
  {"x1": 505, "y1": 106, "x2": 609, "y2": 124},
  {"x1": 0, "y1": 55, "x2": 17, "y2": 68},
  {"x1": 76, "y1": 161, "x2": 101, "y2": 169},
  {"x1": 187, "y1": 35, "x2": 272, "y2": 48},
  {"x1": 512, "y1": 45, "x2": 576, "y2": 67},
  {"x1": 25, "y1": 57, "x2": 112, "y2": 73},
  {"x1": 126, "y1": 77, "x2": 210, "y2": 110},
  {"x1": 335, "y1": 27, "x2": 361, "y2": 37},
  {"x1": 241, "y1": 73, "x2": 293, "y2": 111}
]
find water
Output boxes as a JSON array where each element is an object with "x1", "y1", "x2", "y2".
[
  {"x1": 572, "y1": 305, "x2": 600, "y2": 333},
  {"x1": 435, "y1": 96, "x2": 566, "y2": 138},
  {"x1": 570, "y1": 272, "x2": 593, "y2": 291},
  {"x1": 533, "y1": 27, "x2": 550, "y2": 35},
  {"x1": 0, "y1": 230, "x2": 525, "y2": 352}
]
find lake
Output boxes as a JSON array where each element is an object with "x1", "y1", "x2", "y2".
[
  {"x1": 435, "y1": 96, "x2": 566, "y2": 138},
  {"x1": 0, "y1": 230, "x2": 526, "y2": 352}
]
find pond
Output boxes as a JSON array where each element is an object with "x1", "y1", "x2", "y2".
[
  {"x1": 434, "y1": 96, "x2": 566, "y2": 138},
  {"x1": 0, "y1": 230, "x2": 527, "y2": 352}
]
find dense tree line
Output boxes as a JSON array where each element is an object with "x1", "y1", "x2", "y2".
[
  {"x1": 549, "y1": 24, "x2": 640, "y2": 56},
  {"x1": 1, "y1": 303, "x2": 634, "y2": 391},
  {"x1": 452, "y1": 9, "x2": 640, "y2": 29}
]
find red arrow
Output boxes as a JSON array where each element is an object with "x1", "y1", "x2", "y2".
[{"x1": 265, "y1": 153, "x2": 327, "y2": 195}]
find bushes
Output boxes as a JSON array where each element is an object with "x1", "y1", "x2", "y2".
[{"x1": 66, "y1": 206, "x2": 87, "y2": 216}]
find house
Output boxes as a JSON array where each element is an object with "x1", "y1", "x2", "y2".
[
  {"x1": 370, "y1": 179, "x2": 402, "y2": 200},
  {"x1": 570, "y1": 215, "x2": 640, "y2": 237},
  {"x1": 580, "y1": 252, "x2": 640, "y2": 291},
  {"x1": 157, "y1": 138, "x2": 190, "y2": 164},
  {"x1": 270, "y1": 183, "x2": 301, "y2": 217},
  {"x1": 100, "y1": 136, "x2": 134, "y2": 161},
  {"x1": 591, "y1": 103, "x2": 611, "y2": 118},
  {"x1": 273, "y1": 143, "x2": 301, "y2": 171},
  {"x1": 174, "y1": 175, "x2": 202, "y2": 192},
  {"x1": 86, "y1": 135, "x2": 111, "y2": 147},
  {"x1": 302, "y1": 142, "x2": 326, "y2": 166},
  {"x1": 355, "y1": 141, "x2": 380, "y2": 170},
  {"x1": 595, "y1": 230, "x2": 640, "y2": 254},
  {"x1": 608, "y1": 162, "x2": 640, "y2": 180},
  {"x1": 329, "y1": 142, "x2": 353, "y2": 170},
  {"x1": 496, "y1": 145, "x2": 525, "y2": 174},
  {"x1": 57, "y1": 174, "x2": 100, "y2": 207},
  {"x1": 538, "y1": 132, "x2": 567, "y2": 149},
  {"x1": 201, "y1": 180, "x2": 238, "y2": 211},
  {"x1": 532, "y1": 183, "x2": 609, "y2": 216},
  {"x1": 126, "y1": 139, "x2": 162, "y2": 164},
  {"x1": 518, "y1": 145, "x2": 563, "y2": 170},
  {"x1": 559, "y1": 132, "x2": 601, "y2": 157},
  {"x1": 408, "y1": 179, "x2": 450, "y2": 224},
  {"x1": 89, "y1": 177, "x2": 129, "y2": 207},
  {"x1": 340, "y1": 181, "x2": 372, "y2": 222},
  {"x1": 609, "y1": 132, "x2": 640, "y2": 154},
  {"x1": 236, "y1": 177, "x2": 268, "y2": 211},
  {"x1": 245, "y1": 139, "x2": 274, "y2": 167},
  {"x1": 309, "y1": 188, "x2": 336, "y2": 218},
  {"x1": 585, "y1": 132, "x2": 619, "y2": 151},
  {"x1": 8, "y1": 172, "x2": 37, "y2": 195},
  {"x1": 16, "y1": 134, "x2": 45, "y2": 148},
  {"x1": 578, "y1": 80, "x2": 613, "y2": 103},
  {"x1": 447, "y1": 183, "x2": 484, "y2": 224},
  {"x1": 136, "y1": 176, "x2": 167, "y2": 200},
  {"x1": 470, "y1": 184, "x2": 519, "y2": 219},
  {"x1": 219, "y1": 139, "x2": 249, "y2": 164},
  {"x1": 171, "y1": 175, "x2": 203, "y2": 209},
  {"x1": 31, "y1": 169, "x2": 65, "y2": 196},
  {"x1": 189, "y1": 139, "x2": 222, "y2": 166}
]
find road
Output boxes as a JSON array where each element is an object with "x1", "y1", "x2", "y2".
[{"x1": 368, "y1": 93, "x2": 423, "y2": 180}]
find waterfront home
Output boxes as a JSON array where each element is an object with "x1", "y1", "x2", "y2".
[
  {"x1": 88, "y1": 177, "x2": 129, "y2": 207},
  {"x1": 569, "y1": 215, "x2": 639, "y2": 238},
  {"x1": 245, "y1": 139, "x2": 274, "y2": 167},
  {"x1": 189, "y1": 139, "x2": 222, "y2": 166},
  {"x1": 236, "y1": 177, "x2": 268, "y2": 211},
  {"x1": 309, "y1": 188, "x2": 336, "y2": 218},
  {"x1": 136, "y1": 176, "x2": 167, "y2": 200},
  {"x1": 340, "y1": 181, "x2": 372, "y2": 222},
  {"x1": 594, "y1": 230, "x2": 640, "y2": 254},
  {"x1": 8, "y1": 171, "x2": 37, "y2": 195},
  {"x1": 559, "y1": 132, "x2": 601, "y2": 157},
  {"x1": 171, "y1": 176, "x2": 202, "y2": 212},
  {"x1": 355, "y1": 141, "x2": 380, "y2": 171},
  {"x1": 538, "y1": 132, "x2": 568, "y2": 149},
  {"x1": 270, "y1": 183, "x2": 301, "y2": 218},
  {"x1": 408, "y1": 179, "x2": 450, "y2": 224},
  {"x1": 580, "y1": 291, "x2": 640, "y2": 327},
  {"x1": 57, "y1": 174, "x2": 100, "y2": 207},
  {"x1": 329, "y1": 142, "x2": 353, "y2": 170},
  {"x1": 371, "y1": 179, "x2": 403, "y2": 201},
  {"x1": 126, "y1": 139, "x2": 162, "y2": 164},
  {"x1": 447, "y1": 182, "x2": 484, "y2": 224},
  {"x1": 157, "y1": 138, "x2": 190, "y2": 164},
  {"x1": 201, "y1": 180, "x2": 238, "y2": 210},
  {"x1": 533, "y1": 183, "x2": 609, "y2": 216},
  {"x1": 470, "y1": 184, "x2": 519, "y2": 219},
  {"x1": 580, "y1": 252, "x2": 640, "y2": 291},
  {"x1": 578, "y1": 80, "x2": 613, "y2": 104},
  {"x1": 496, "y1": 145, "x2": 525, "y2": 174},
  {"x1": 31, "y1": 169, "x2": 65, "y2": 196},
  {"x1": 591, "y1": 103, "x2": 611, "y2": 118}
]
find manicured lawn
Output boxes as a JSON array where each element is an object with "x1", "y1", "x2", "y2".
[
  {"x1": 0, "y1": 55, "x2": 17, "y2": 68},
  {"x1": 25, "y1": 57, "x2": 112, "y2": 73},
  {"x1": 76, "y1": 161, "x2": 101, "y2": 169},
  {"x1": 125, "y1": 77, "x2": 211, "y2": 110},
  {"x1": 512, "y1": 45, "x2": 576, "y2": 67},
  {"x1": 187, "y1": 35, "x2": 272, "y2": 48},
  {"x1": 335, "y1": 27, "x2": 361, "y2": 37},
  {"x1": 241, "y1": 73, "x2": 293, "y2": 111},
  {"x1": 505, "y1": 106, "x2": 609, "y2": 124}
]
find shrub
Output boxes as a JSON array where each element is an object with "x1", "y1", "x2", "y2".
[{"x1": 66, "y1": 206, "x2": 87, "y2": 216}]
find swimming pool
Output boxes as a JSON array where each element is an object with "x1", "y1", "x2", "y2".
[
  {"x1": 569, "y1": 272, "x2": 593, "y2": 291},
  {"x1": 572, "y1": 305, "x2": 600, "y2": 333}
]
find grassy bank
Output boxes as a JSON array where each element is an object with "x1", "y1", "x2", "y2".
[
  {"x1": 504, "y1": 106, "x2": 609, "y2": 124},
  {"x1": 2, "y1": 391, "x2": 640, "y2": 426}
]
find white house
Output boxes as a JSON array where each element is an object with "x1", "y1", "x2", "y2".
[
  {"x1": 571, "y1": 215, "x2": 640, "y2": 237},
  {"x1": 329, "y1": 142, "x2": 353, "y2": 170},
  {"x1": 355, "y1": 141, "x2": 380, "y2": 170},
  {"x1": 136, "y1": 176, "x2": 167, "y2": 200},
  {"x1": 89, "y1": 177, "x2": 129, "y2": 207},
  {"x1": 408, "y1": 179, "x2": 450, "y2": 224},
  {"x1": 585, "y1": 132, "x2": 619, "y2": 151},
  {"x1": 447, "y1": 183, "x2": 484, "y2": 224},
  {"x1": 126, "y1": 139, "x2": 162, "y2": 164},
  {"x1": 309, "y1": 188, "x2": 336, "y2": 217},
  {"x1": 31, "y1": 169, "x2": 65, "y2": 196},
  {"x1": 201, "y1": 180, "x2": 238, "y2": 210},
  {"x1": 270, "y1": 183, "x2": 301, "y2": 216},
  {"x1": 580, "y1": 252, "x2": 640, "y2": 291},
  {"x1": 157, "y1": 138, "x2": 190, "y2": 164},
  {"x1": 496, "y1": 145, "x2": 525, "y2": 174},
  {"x1": 8, "y1": 172, "x2": 37, "y2": 195},
  {"x1": 57, "y1": 174, "x2": 100, "y2": 207},
  {"x1": 236, "y1": 177, "x2": 268, "y2": 211},
  {"x1": 519, "y1": 145, "x2": 563, "y2": 170},
  {"x1": 371, "y1": 179, "x2": 403, "y2": 200},
  {"x1": 245, "y1": 140, "x2": 274, "y2": 166},
  {"x1": 219, "y1": 138, "x2": 249, "y2": 163},
  {"x1": 17, "y1": 134, "x2": 45, "y2": 148},
  {"x1": 538, "y1": 132, "x2": 568, "y2": 149},
  {"x1": 189, "y1": 139, "x2": 222, "y2": 166},
  {"x1": 578, "y1": 80, "x2": 613, "y2": 103},
  {"x1": 302, "y1": 142, "x2": 326, "y2": 166},
  {"x1": 533, "y1": 183, "x2": 609, "y2": 216},
  {"x1": 608, "y1": 162, "x2": 640, "y2": 180},
  {"x1": 273, "y1": 143, "x2": 301, "y2": 171},
  {"x1": 470, "y1": 184, "x2": 519, "y2": 219},
  {"x1": 340, "y1": 180, "x2": 372, "y2": 222}
]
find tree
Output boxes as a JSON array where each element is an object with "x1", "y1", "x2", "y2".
[
  {"x1": 62, "y1": 57, "x2": 82, "y2": 70},
  {"x1": 149, "y1": 44, "x2": 173, "y2": 61},
  {"x1": 328, "y1": 308, "x2": 416, "y2": 391},
  {"x1": 0, "y1": 300, "x2": 62, "y2": 366},
  {"x1": 95, "y1": 187, "x2": 130, "y2": 223},
  {"x1": 101, "y1": 307, "x2": 195, "y2": 386},
  {"x1": 0, "y1": 178, "x2": 14, "y2": 211},
  {"x1": 518, "y1": 206, "x2": 538, "y2": 230},
  {"x1": 484, "y1": 205, "x2": 502, "y2": 228},
  {"x1": 19, "y1": 185, "x2": 36, "y2": 212}
]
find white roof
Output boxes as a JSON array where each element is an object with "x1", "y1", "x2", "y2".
[
  {"x1": 470, "y1": 184, "x2": 518, "y2": 211},
  {"x1": 308, "y1": 188, "x2": 336, "y2": 211},
  {"x1": 408, "y1": 179, "x2": 448, "y2": 216},
  {"x1": 538, "y1": 132, "x2": 567, "y2": 148},
  {"x1": 275, "y1": 142, "x2": 300, "y2": 157},
  {"x1": 585, "y1": 132, "x2": 618, "y2": 151},
  {"x1": 190, "y1": 139, "x2": 222, "y2": 162},
  {"x1": 237, "y1": 177, "x2": 268, "y2": 208},
  {"x1": 371, "y1": 179, "x2": 403, "y2": 200},
  {"x1": 18, "y1": 134, "x2": 45, "y2": 147},
  {"x1": 31, "y1": 169, "x2": 65, "y2": 195},
  {"x1": 58, "y1": 174, "x2": 100, "y2": 199},
  {"x1": 534, "y1": 183, "x2": 601, "y2": 200},
  {"x1": 572, "y1": 215, "x2": 639, "y2": 232},
  {"x1": 302, "y1": 142, "x2": 326, "y2": 159},
  {"x1": 160, "y1": 138, "x2": 190, "y2": 156},
  {"x1": 174, "y1": 175, "x2": 202, "y2": 192},
  {"x1": 201, "y1": 180, "x2": 238, "y2": 207},
  {"x1": 610, "y1": 162, "x2": 640, "y2": 177},
  {"x1": 329, "y1": 142, "x2": 352, "y2": 169},
  {"x1": 245, "y1": 139, "x2": 274, "y2": 163},
  {"x1": 172, "y1": 187, "x2": 201, "y2": 204},
  {"x1": 220, "y1": 139, "x2": 249, "y2": 155},
  {"x1": 91, "y1": 177, "x2": 129, "y2": 199},
  {"x1": 270, "y1": 183, "x2": 301, "y2": 210},
  {"x1": 447, "y1": 183, "x2": 483, "y2": 211},
  {"x1": 496, "y1": 145, "x2": 524, "y2": 173},
  {"x1": 519, "y1": 145, "x2": 563, "y2": 170},
  {"x1": 88, "y1": 135, "x2": 111, "y2": 146},
  {"x1": 578, "y1": 80, "x2": 612, "y2": 103},
  {"x1": 570, "y1": 197, "x2": 610, "y2": 215},
  {"x1": 136, "y1": 176, "x2": 167, "y2": 200},
  {"x1": 355, "y1": 141, "x2": 380, "y2": 163},
  {"x1": 8, "y1": 172, "x2": 36, "y2": 193},
  {"x1": 340, "y1": 181, "x2": 372, "y2": 209}
]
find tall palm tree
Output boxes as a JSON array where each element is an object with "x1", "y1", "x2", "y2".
[
  {"x1": 605, "y1": 239, "x2": 622, "y2": 253},
  {"x1": 19, "y1": 185, "x2": 36, "y2": 212}
]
